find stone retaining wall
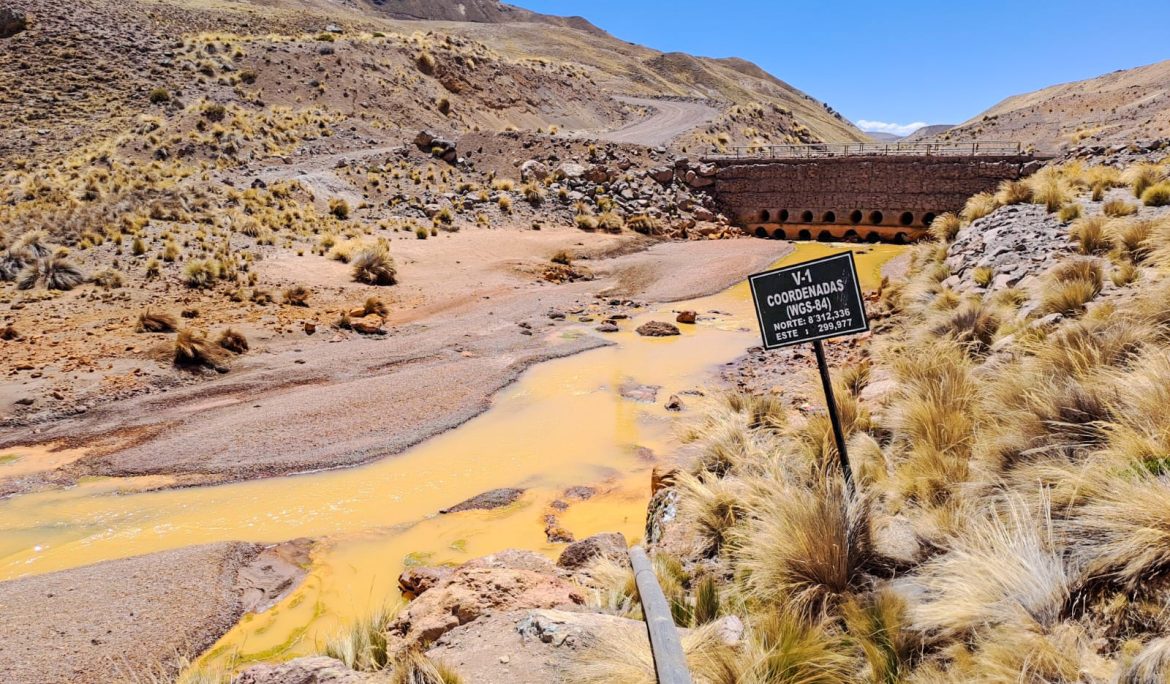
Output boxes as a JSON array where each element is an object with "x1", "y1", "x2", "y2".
[{"x1": 709, "y1": 155, "x2": 1045, "y2": 241}]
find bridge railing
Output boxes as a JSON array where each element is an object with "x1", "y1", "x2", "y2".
[{"x1": 708, "y1": 141, "x2": 1026, "y2": 160}]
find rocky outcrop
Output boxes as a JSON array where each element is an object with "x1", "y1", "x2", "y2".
[
  {"x1": 618, "y1": 380, "x2": 661, "y2": 403},
  {"x1": 414, "y1": 130, "x2": 457, "y2": 163},
  {"x1": 398, "y1": 566, "x2": 454, "y2": 597},
  {"x1": 557, "y1": 532, "x2": 628, "y2": 569},
  {"x1": 440, "y1": 488, "x2": 524, "y2": 514},
  {"x1": 388, "y1": 551, "x2": 585, "y2": 647},
  {"x1": 675, "y1": 310, "x2": 697, "y2": 324},
  {"x1": 942, "y1": 203, "x2": 1070, "y2": 293},
  {"x1": 237, "y1": 656, "x2": 377, "y2": 683}
]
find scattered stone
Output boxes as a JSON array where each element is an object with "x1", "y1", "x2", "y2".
[
  {"x1": 664, "y1": 394, "x2": 684, "y2": 411},
  {"x1": 595, "y1": 322, "x2": 619, "y2": 333},
  {"x1": 636, "y1": 321, "x2": 680, "y2": 337},
  {"x1": 675, "y1": 310, "x2": 697, "y2": 324},
  {"x1": 618, "y1": 381, "x2": 660, "y2": 403},
  {"x1": 303, "y1": 322, "x2": 316, "y2": 335},
  {"x1": 556, "y1": 532, "x2": 627, "y2": 570},
  {"x1": 440, "y1": 488, "x2": 525, "y2": 514}
]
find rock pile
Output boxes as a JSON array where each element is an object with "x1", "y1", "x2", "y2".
[{"x1": 943, "y1": 204, "x2": 1071, "y2": 293}]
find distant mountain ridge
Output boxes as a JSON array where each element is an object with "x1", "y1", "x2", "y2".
[
  {"x1": 364, "y1": 0, "x2": 606, "y2": 35},
  {"x1": 922, "y1": 59, "x2": 1170, "y2": 153}
]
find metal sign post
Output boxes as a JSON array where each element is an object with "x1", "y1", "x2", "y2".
[{"x1": 748, "y1": 251, "x2": 870, "y2": 498}]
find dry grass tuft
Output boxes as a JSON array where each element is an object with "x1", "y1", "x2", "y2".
[
  {"x1": 18, "y1": 255, "x2": 85, "y2": 291},
  {"x1": 135, "y1": 309, "x2": 177, "y2": 333},
  {"x1": 216, "y1": 328, "x2": 249, "y2": 354},
  {"x1": 1070, "y1": 215, "x2": 1110, "y2": 255},
  {"x1": 1122, "y1": 162, "x2": 1166, "y2": 199},
  {"x1": 960, "y1": 193, "x2": 999, "y2": 223},
  {"x1": 282, "y1": 285, "x2": 310, "y2": 307},
  {"x1": 1142, "y1": 181, "x2": 1170, "y2": 207},
  {"x1": 351, "y1": 243, "x2": 397, "y2": 285},
  {"x1": 1103, "y1": 198, "x2": 1138, "y2": 218},
  {"x1": 1038, "y1": 259, "x2": 1103, "y2": 317},
  {"x1": 928, "y1": 213, "x2": 961, "y2": 243},
  {"x1": 173, "y1": 329, "x2": 224, "y2": 369}
]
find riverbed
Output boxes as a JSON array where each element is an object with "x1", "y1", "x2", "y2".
[{"x1": 0, "y1": 242, "x2": 902, "y2": 671}]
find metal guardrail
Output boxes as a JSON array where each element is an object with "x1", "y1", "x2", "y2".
[
  {"x1": 629, "y1": 546, "x2": 693, "y2": 684},
  {"x1": 709, "y1": 141, "x2": 1026, "y2": 160}
]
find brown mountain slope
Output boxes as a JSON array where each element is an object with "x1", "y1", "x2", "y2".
[
  {"x1": 0, "y1": 0, "x2": 863, "y2": 164},
  {"x1": 353, "y1": 0, "x2": 606, "y2": 35},
  {"x1": 930, "y1": 59, "x2": 1170, "y2": 154}
]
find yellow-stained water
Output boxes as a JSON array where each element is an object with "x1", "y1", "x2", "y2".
[{"x1": 0, "y1": 243, "x2": 902, "y2": 670}]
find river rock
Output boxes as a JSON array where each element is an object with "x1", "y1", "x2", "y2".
[
  {"x1": 618, "y1": 381, "x2": 660, "y2": 403},
  {"x1": 556, "y1": 532, "x2": 627, "y2": 570},
  {"x1": 675, "y1": 310, "x2": 697, "y2": 324},
  {"x1": 389, "y1": 551, "x2": 585, "y2": 646},
  {"x1": 595, "y1": 322, "x2": 619, "y2": 333},
  {"x1": 440, "y1": 488, "x2": 524, "y2": 514},
  {"x1": 635, "y1": 321, "x2": 680, "y2": 337},
  {"x1": 664, "y1": 394, "x2": 684, "y2": 412}
]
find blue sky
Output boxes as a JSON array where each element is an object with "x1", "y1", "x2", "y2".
[{"x1": 516, "y1": 1, "x2": 1170, "y2": 134}]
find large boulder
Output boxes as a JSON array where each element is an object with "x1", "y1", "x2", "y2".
[
  {"x1": 520, "y1": 160, "x2": 549, "y2": 182},
  {"x1": 556, "y1": 162, "x2": 586, "y2": 181},
  {"x1": 556, "y1": 532, "x2": 627, "y2": 570},
  {"x1": 0, "y1": 9, "x2": 26, "y2": 38},
  {"x1": 389, "y1": 551, "x2": 585, "y2": 646}
]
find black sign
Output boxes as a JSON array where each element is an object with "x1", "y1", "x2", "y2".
[{"x1": 748, "y1": 251, "x2": 869, "y2": 350}]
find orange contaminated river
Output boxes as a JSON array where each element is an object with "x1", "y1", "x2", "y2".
[{"x1": 0, "y1": 243, "x2": 901, "y2": 670}]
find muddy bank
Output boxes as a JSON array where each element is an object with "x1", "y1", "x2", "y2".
[
  {"x1": 0, "y1": 541, "x2": 309, "y2": 683},
  {"x1": 0, "y1": 239, "x2": 791, "y2": 495}
]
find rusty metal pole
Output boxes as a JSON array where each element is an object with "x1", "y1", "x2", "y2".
[{"x1": 629, "y1": 546, "x2": 693, "y2": 684}]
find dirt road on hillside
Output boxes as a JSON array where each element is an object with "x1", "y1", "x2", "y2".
[{"x1": 598, "y1": 96, "x2": 720, "y2": 147}]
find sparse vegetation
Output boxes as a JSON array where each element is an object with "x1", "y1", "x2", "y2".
[
  {"x1": 216, "y1": 328, "x2": 249, "y2": 354},
  {"x1": 173, "y1": 329, "x2": 223, "y2": 369},
  {"x1": 1142, "y1": 182, "x2": 1170, "y2": 207},
  {"x1": 1103, "y1": 198, "x2": 1138, "y2": 217}
]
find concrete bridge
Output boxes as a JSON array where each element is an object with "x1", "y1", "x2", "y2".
[{"x1": 702, "y1": 142, "x2": 1047, "y2": 243}]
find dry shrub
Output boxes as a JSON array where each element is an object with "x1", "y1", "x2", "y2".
[
  {"x1": 351, "y1": 243, "x2": 397, "y2": 285},
  {"x1": 960, "y1": 192, "x2": 999, "y2": 223},
  {"x1": 1142, "y1": 181, "x2": 1170, "y2": 207},
  {"x1": 359, "y1": 297, "x2": 388, "y2": 317},
  {"x1": 1103, "y1": 198, "x2": 1138, "y2": 218},
  {"x1": 1107, "y1": 217, "x2": 1157, "y2": 263},
  {"x1": 733, "y1": 483, "x2": 871, "y2": 618},
  {"x1": 995, "y1": 179, "x2": 1033, "y2": 205},
  {"x1": 216, "y1": 328, "x2": 249, "y2": 354},
  {"x1": 91, "y1": 268, "x2": 124, "y2": 289},
  {"x1": 183, "y1": 259, "x2": 220, "y2": 289},
  {"x1": 1057, "y1": 203, "x2": 1082, "y2": 223},
  {"x1": 627, "y1": 214, "x2": 659, "y2": 235},
  {"x1": 567, "y1": 618, "x2": 738, "y2": 684},
  {"x1": 173, "y1": 329, "x2": 224, "y2": 369},
  {"x1": 1122, "y1": 162, "x2": 1166, "y2": 198},
  {"x1": 1037, "y1": 259, "x2": 1103, "y2": 317},
  {"x1": 1070, "y1": 215, "x2": 1109, "y2": 255},
  {"x1": 927, "y1": 213, "x2": 961, "y2": 243},
  {"x1": 1027, "y1": 167, "x2": 1070, "y2": 212},
  {"x1": 1116, "y1": 636, "x2": 1170, "y2": 684},
  {"x1": 322, "y1": 603, "x2": 397, "y2": 672},
  {"x1": 283, "y1": 285, "x2": 310, "y2": 306},
  {"x1": 676, "y1": 472, "x2": 744, "y2": 556},
  {"x1": 18, "y1": 255, "x2": 85, "y2": 291},
  {"x1": 842, "y1": 589, "x2": 917, "y2": 684},
  {"x1": 928, "y1": 301, "x2": 1000, "y2": 355},
  {"x1": 135, "y1": 309, "x2": 177, "y2": 333},
  {"x1": 905, "y1": 497, "x2": 1069, "y2": 643}
]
